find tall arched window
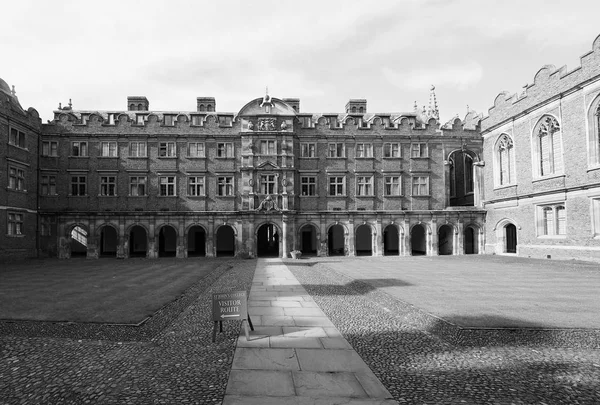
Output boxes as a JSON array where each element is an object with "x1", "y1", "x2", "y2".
[
  {"x1": 449, "y1": 157, "x2": 455, "y2": 197},
  {"x1": 464, "y1": 154, "x2": 474, "y2": 194},
  {"x1": 497, "y1": 134, "x2": 514, "y2": 186},
  {"x1": 536, "y1": 115, "x2": 562, "y2": 176},
  {"x1": 589, "y1": 99, "x2": 600, "y2": 166}
]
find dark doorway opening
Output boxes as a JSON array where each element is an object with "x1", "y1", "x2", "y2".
[
  {"x1": 383, "y1": 225, "x2": 399, "y2": 256},
  {"x1": 187, "y1": 226, "x2": 206, "y2": 257},
  {"x1": 465, "y1": 226, "x2": 478, "y2": 254},
  {"x1": 159, "y1": 226, "x2": 177, "y2": 257},
  {"x1": 100, "y1": 226, "x2": 118, "y2": 257},
  {"x1": 257, "y1": 224, "x2": 279, "y2": 257},
  {"x1": 438, "y1": 225, "x2": 453, "y2": 255},
  {"x1": 300, "y1": 225, "x2": 317, "y2": 255},
  {"x1": 216, "y1": 225, "x2": 235, "y2": 257},
  {"x1": 70, "y1": 226, "x2": 88, "y2": 258},
  {"x1": 355, "y1": 224, "x2": 372, "y2": 256},
  {"x1": 505, "y1": 224, "x2": 517, "y2": 253},
  {"x1": 411, "y1": 224, "x2": 427, "y2": 256},
  {"x1": 129, "y1": 226, "x2": 147, "y2": 257},
  {"x1": 328, "y1": 224, "x2": 345, "y2": 256}
]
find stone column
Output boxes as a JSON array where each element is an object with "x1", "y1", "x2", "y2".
[
  {"x1": 177, "y1": 218, "x2": 186, "y2": 258},
  {"x1": 319, "y1": 215, "x2": 327, "y2": 257},
  {"x1": 375, "y1": 219, "x2": 383, "y2": 256},
  {"x1": 148, "y1": 220, "x2": 156, "y2": 259},
  {"x1": 282, "y1": 215, "x2": 288, "y2": 258},
  {"x1": 457, "y1": 220, "x2": 464, "y2": 255},
  {"x1": 404, "y1": 218, "x2": 411, "y2": 256},
  {"x1": 429, "y1": 218, "x2": 438, "y2": 256},
  {"x1": 206, "y1": 217, "x2": 215, "y2": 257},
  {"x1": 346, "y1": 221, "x2": 355, "y2": 257},
  {"x1": 246, "y1": 214, "x2": 255, "y2": 258},
  {"x1": 443, "y1": 160, "x2": 452, "y2": 208},
  {"x1": 87, "y1": 220, "x2": 98, "y2": 259},
  {"x1": 473, "y1": 161, "x2": 485, "y2": 208},
  {"x1": 117, "y1": 217, "x2": 127, "y2": 259},
  {"x1": 235, "y1": 219, "x2": 243, "y2": 258}
]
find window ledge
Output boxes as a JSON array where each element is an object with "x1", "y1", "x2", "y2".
[
  {"x1": 410, "y1": 157, "x2": 429, "y2": 160},
  {"x1": 587, "y1": 165, "x2": 600, "y2": 173},
  {"x1": 68, "y1": 156, "x2": 89, "y2": 158},
  {"x1": 158, "y1": 156, "x2": 177, "y2": 159},
  {"x1": 6, "y1": 234, "x2": 26, "y2": 238},
  {"x1": 384, "y1": 195, "x2": 404, "y2": 198},
  {"x1": 8, "y1": 145, "x2": 29, "y2": 152},
  {"x1": 355, "y1": 195, "x2": 376, "y2": 198},
  {"x1": 6, "y1": 188, "x2": 28, "y2": 194},
  {"x1": 99, "y1": 156, "x2": 119, "y2": 159},
  {"x1": 186, "y1": 156, "x2": 206, "y2": 159},
  {"x1": 537, "y1": 235, "x2": 567, "y2": 239},
  {"x1": 532, "y1": 174, "x2": 565, "y2": 183},
  {"x1": 383, "y1": 157, "x2": 402, "y2": 159},
  {"x1": 187, "y1": 195, "x2": 207, "y2": 198},
  {"x1": 128, "y1": 156, "x2": 148, "y2": 159},
  {"x1": 493, "y1": 183, "x2": 517, "y2": 191},
  {"x1": 326, "y1": 157, "x2": 346, "y2": 159},
  {"x1": 356, "y1": 157, "x2": 375, "y2": 160}
]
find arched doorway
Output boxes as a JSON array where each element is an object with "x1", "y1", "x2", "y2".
[
  {"x1": 159, "y1": 225, "x2": 177, "y2": 257},
  {"x1": 299, "y1": 224, "x2": 317, "y2": 255},
  {"x1": 411, "y1": 224, "x2": 427, "y2": 256},
  {"x1": 257, "y1": 223, "x2": 279, "y2": 257},
  {"x1": 129, "y1": 225, "x2": 147, "y2": 257},
  {"x1": 216, "y1": 225, "x2": 235, "y2": 257},
  {"x1": 383, "y1": 225, "x2": 399, "y2": 256},
  {"x1": 355, "y1": 224, "x2": 372, "y2": 256},
  {"x1": 100, "y1": 226, "x2": 118, "y2": 257},
  {"x1": 505, "y1": 224, "x2": 517, "y2": 253},
  {"x1": 70, "y1": 225, "x2": 88, "y2": 257},
  {"x1": 187, "y1": 226, "x2": 206, "y2": 257},
  {"x1": 438, "y1": 225, "x2": 453, "y2": 255},
  {"x1": 464, "y1": 226, "x2": 478, "y2": 254},
  {"x1": 328, "y1": 224, "x2": 345, "y2": 256}
]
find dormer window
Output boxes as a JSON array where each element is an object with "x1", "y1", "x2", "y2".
[
  {"x1": 136, "y1": 115, "x2": 146, "y2": 125},
  {"x1": 164, "y1": 115, "x2": 174, "y2": 126}
]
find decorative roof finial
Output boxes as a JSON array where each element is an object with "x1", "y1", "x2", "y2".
[
  {"x1": 59, "y1": 102, "x2": 62, "y2": 109},
  {"x1": 11, "y1": 85, "x2": 16, "y2": 96},
  {"x1": 414, "y1": 100, "x2": 418, "y2": 112},
  {"x1": 69, "y1": 98, "x2": 72, "y2": 108},
  {"x1": 427, "y1": 85, "x2": 439, "y2": 120}
]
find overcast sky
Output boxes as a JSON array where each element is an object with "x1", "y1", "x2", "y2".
[{"x1": 2, "y1": 0, "x2": 599, "y2": 123}]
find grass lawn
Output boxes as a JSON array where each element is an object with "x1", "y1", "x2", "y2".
[
  {"x1": 0, "y1": 258, "x2": 224, "y2": 324},
  {"x1": 311, "y1": 255, "x2": 600, "y2": 329}
]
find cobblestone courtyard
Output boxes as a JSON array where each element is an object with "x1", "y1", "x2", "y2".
[{"x1": 1, "y1": 256, "x2": 599, "y2": 404}]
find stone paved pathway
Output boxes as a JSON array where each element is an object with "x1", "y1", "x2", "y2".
[{"x1": 223, "y1": 258, "x2": 397, "y2": 405}]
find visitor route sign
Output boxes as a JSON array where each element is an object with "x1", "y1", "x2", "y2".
[
  {"x1": 212, "y1": 290, "x2": 248, "y2": 321},
  {"x1": 211, "y1": 290, "x2": 253, "y2": 342}
]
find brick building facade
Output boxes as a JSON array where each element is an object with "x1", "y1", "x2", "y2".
[
  {"x1": 23, "y1": 88, "x2": 484, "y2": 260},
  {"x1": 0, "y1": 79, "x2": 41, "y2": 260},
  {"x1": 481, "y1": 34, "x2": 600, "y2": 261}
]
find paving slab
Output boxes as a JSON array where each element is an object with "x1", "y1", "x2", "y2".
[{"x1": 223, "y1": 258, "x2": 397, "y2": 404}]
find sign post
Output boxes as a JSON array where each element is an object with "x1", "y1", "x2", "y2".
[{"x1": 211, "y1": 290, "x2": 254, "y2": 342}]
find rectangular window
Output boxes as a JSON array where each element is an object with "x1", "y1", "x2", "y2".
[
  {"x1": 356, "y1": 176, "x2": 373, "y2": 196},
  {"x1": 217, "y1": 176, "x2": 234, "y2": 196},
  {"x1": 329, "y1": 176, "x2": 345, "y2": 196},
  {"x1": 9, "y1": 128, "x2": 26, "y2": 148},
  {"x1": 301, "y1": 176, "x2": 316, "y2": 196},
  {"x1": 191, "y1": 115, "x2": 203, "y2": 126},
  {"x1": 539, "y1": 204, "x2": 566, "y2": 236},
  {"x1": 8, "y1": 167, "x2": 25, "y2": 191},
  {"x1": 42, "y1": 141, "x2": 58, "y2": 156},
  {"x1": 217, "y1": 143, "x2": 234, "y2": 158},
  {"x1": 101, "y1": 141, "x2": 118, "y2": 157},
  {"x1": 260, "y1": 140, "x2": 276, "y2": 155},
  {"x1": 72, "y1": 141, "x2": 88, "y2": 157},
  {"x1": 164, "y1": 115, "x2": 174, "y2": 126},
  {"x1": 261, "y1": 174, "x2": 276, "y2": 194},
  {"x1": 129, "y1": 176, "x2": 147, "y2": 196},
  {"x1": 328, "y1": 143, "x2": 345, "y2": 158},
  {"x1": 159, "y1": 176, "x2": 176, "y2": 196},
  {"x1": 384, "y1": 143, "x2": 400, "y2": 158},
  {"x1": 412, "y1": 176, "x2": 429, "y2": 196},
  {"x1": 188, "y1": 176, "x2": 205, "y2": 196},
  {"x1": 385, "y1": 176, "x2": 401, "y2": 196},
  {"x1": 41, "y1": 175, "x2": 57, "y2": 196},
  {"x1": 188, "y1": 142, "x2": 205, "y2": 157},
  {"x1": 100, "y1": 176, "x2": 116, "y2": 196},
  {"x1": 356, "y1": 143, "x2": 373, "y2": 158},
  {"x1": 7, "y1": 212, "x2": 24, "y2": 236},
  {"x1": 136, "y1": 115, "x2": 146, "y2": 125},
  {"x1": 71, "y1": 176, "x2": 87, "y2": 196},
  {"x1": 129, "y1": 141, "x2": 147, "y2": 157},
  {"x1": 411, "y1": 143, "x2": 428, "y2": 158},
  {"x1": 300, "y1": 143, "x2": 316, "y2": 158},
  {"x1": 159, "y1": 142, "x2": 176, "y2": 157}
]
